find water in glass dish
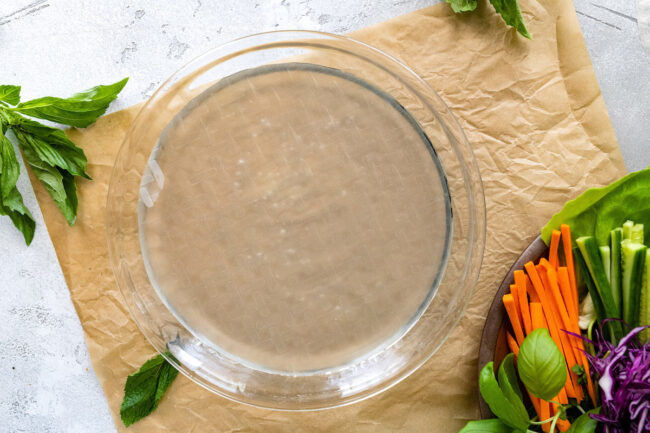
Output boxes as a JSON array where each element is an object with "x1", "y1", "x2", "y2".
[{"x1": 138, "y1": 63, "x2": 451, "y2": 373}]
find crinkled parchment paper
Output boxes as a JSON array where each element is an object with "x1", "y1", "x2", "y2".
[{"x1": 31, "y1": 0, "x2": 625, "y2": 431}]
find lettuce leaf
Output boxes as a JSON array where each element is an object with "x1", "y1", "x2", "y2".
[{"x1": 541, "y1": 168, "x2": 650, "y2": 246}]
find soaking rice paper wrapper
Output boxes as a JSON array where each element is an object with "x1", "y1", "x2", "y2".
[{"x1": 31, "y1": 0, "x2": 625, "y2": 431}]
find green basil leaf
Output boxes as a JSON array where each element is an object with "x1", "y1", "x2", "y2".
[
  {"x1": 479, "y1": 362, "x2": 530, "y2": 431},
  {"x1": 566, "y1": 409, "x2": 600, "y2": 433},
  {"x1": 459, "y1": 418, "x2": 514, "y2": 433},
  {"x1": 12, "y1": 118, "x2": 90, "y2": 179},
  {"x1": 120, "y1": 351, "x2": 179, "y2": 427},
  {"x1": 13, "y1": 77, "x2": 128, "y2": 128},
  {"x1": 489, "y1": 0, "x2": 531, "y2": 39},
  {"x1": 498, "y1": 353, "x2": 526, "y2": 411},
  {"x1": 22, "y1": 145, "x2": 78, "y2": 225},
  {"x1": 517, "y1": 329, "x2": 567, "y2": 400},
  {"x1": 0, "y1": 135, "x2": 35, "y2": 244},
  {"x1": 0, "y1": 85, "x2": 21, "y2": 106},
  {"x1": 446, "y1": 0, "x2": 478, "y2": 13}
]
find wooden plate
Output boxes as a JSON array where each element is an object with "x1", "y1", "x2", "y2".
[{"x1": 477, "y1": 235, "x2": 548, "y2": 418}]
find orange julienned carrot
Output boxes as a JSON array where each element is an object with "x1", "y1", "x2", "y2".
[
  {"x1": 526, "y1": 274, "x2": 541, "y2": 303},
  {"x1": 516, "y1": 282, "x2": 533, "y2": 335},
  {"x1": 559, "y1": 247, "x2": 598, "y2": 404},
  {"x1": 506, "y1": 331, "x2": 519, "y2": 356},
  {"x1": 557, "y1": 267, "x2": 579, "y2": 322},
  {"x1": 510, "y1": 283, "x2": 523, "y2": 330},
  {"x1": 503, "y1": 294, "x2": 525, "y2": 345},
  {"x1": 528, "y1": 263, "x2": 578, "y2": 399},
  {"x1": 560, "y1": 224, "x2": 578, "y2": 298},
  {"x1": 540, "y1": 261, "x2": 575, "y2": 334},
  {"x1": 540, "y1": 400, "x2": 551, "y2": 433},
  {"x1": 530, "y1": 302, "x2": 545, "y2": 330},
  {"x1": 537, "y1": 264, "x2": 581, "y2": 400},
  {"x1": 549, "y1": 230, "x2": 562, "y2": 270}
]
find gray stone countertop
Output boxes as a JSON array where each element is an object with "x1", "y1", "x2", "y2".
[{"x1": 0, "y1": 1, "x2": 647, "y2": 431}]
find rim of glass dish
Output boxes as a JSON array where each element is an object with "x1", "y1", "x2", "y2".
[{"x1": 106, "y1": 30, "x2": 487, "y2": 411}]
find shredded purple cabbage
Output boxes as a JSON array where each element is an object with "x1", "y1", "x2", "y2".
[{"x1": 581, "y1": 324, "x2": 650, "y2": 433}]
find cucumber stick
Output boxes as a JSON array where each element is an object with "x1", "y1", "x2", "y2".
[
  {"x1": 610, "y1": 227, "x2": 623, "y2": 315},
  {"x1": 600, "y1": 246, "x2": 611, "y2": 284},
  {"x1": 640, "y1": 250, "x2": 650, "y2": 343},
  {"x1": 621, "y1": 239, "x2": 647, "y2": 327},
  {"x1": 576, "y1": 236, "x2": 622, "y2": 339},
  {"x1": 623, "y1": 220, "x2": 634, "y2": 240},
  {"x1": 575, "y1": 250, "x2": 607, "y2": 321}
]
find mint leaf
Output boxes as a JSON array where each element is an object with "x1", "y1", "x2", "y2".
[
  {"x1": 489, "y1": 0, "x2": 531, "y2": 39},
  {"x1": 0, "y1": 135, "x2": 35, "y2": 244},
  {"x1": 12, "y1": 77, "x2": 128, "y2": 128},
  {"x1": 0, "y1": 85, "x2": 21, "y2": 106},
  {"x1": 446, "y1": 0, "x2": 478, "y2": 13},
  {"x1": 120, "y1": 352, "x2": 179, "y2": 427}
]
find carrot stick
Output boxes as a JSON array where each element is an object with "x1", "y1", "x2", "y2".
[
  {"x1": 503, "y1": 294, "x2": 525, "y2": 345},
  {"x1": 537, "y1": 265, "x2": 581, "y2": 400},
  {"x1": 549, "y1": 230, "x2": 562, "y2": 270},
  {"x1": 529, "y1": 263, "x2": 578, "y2": 399},
  {"x1": 526, "y1": 274, "x2": 540, "y2": 303},
  {"x1": 540, "y1": 260, "x2": 575, "y2": 337},
  {"x1": 558, "y1": 267, "x2": 579, "y2": 322},
  {"x1": 551, "y1": 403, "x2": 572, "y2": 432},
  {"x1": 557, "y1": 387, "x2": 569, "y2": 405},
  {"x1": 506, "y1": 331, "x2": 519, "y2": 356},
  {"x1": 530, "y1": 302, "x2": 545, "y2": 330},
  {"x1": 540, "y1": 400, "x2": 551, "y2": 433},
  {"x1": 510, "y1": 283, "x2": 523, "y2": 331},
  {"x1": 559, "y1": 269, "x2": 597, "y2": 404},
  {"x1": 516, "y1": 282, "x2": 532, "y2": 335},
  {"x1": 560, "y1": 224, "x2": 578, "y2": 298}
]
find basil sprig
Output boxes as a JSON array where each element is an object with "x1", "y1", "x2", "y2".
[
  {"x1": 460, "y1": 329, "x2": 578, "y2": 433},
  {"x1": 446, "y1": 0, "x2": 531, "y2": 39},
  {"x1": 0, "y1": 78, "x2": 127, "y2": 244}
]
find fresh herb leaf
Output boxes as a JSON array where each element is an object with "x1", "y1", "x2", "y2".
[
  {"x1": 0, "y1": 79, "x2": 126, "y2": 242},
  {"x1": 12, "y1": 118, "x2": 90, "y2": 178},
  {"x1": 0, "y1": 135, "x2": 35, "y2": 244},
  {"x1": 12, "y1": 78, "x2": 128, "y2": 128},
  {"x1": 479, "y1": 362, "x2": 530, "y2": 431},
  {"x1": 120, "y1": 351, "x2": 179, "y2": 427},
  {"x1": 517, "y1": 328, "x2": 567, "y2": 400},
  {"x1": 489, "y1": 0, "x2": 531, "y2": 39},
  {"x1": 497, "y1": 353, "x2": 527, "y2": 414},
  {"x1": 458, "y1": 418, "x2": 513, "y2": 433},
  {"x1": 0, "y1": 85, "x2": 21, "y2": 106},
  {"x1": 445, "y1": 0, "x2": 477, "y2": 13},
  {"x1": 566, "y1": 408, "x2": 600, "y2": 433},
  {"x1": 542, "y1": 168, "x2": 650, "y2": 246}
]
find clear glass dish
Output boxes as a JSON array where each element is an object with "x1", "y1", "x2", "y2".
[{"x1": 106, "y1": 30, "x2": 485, "y2": 410}]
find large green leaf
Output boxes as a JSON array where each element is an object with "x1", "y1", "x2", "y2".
[
  {"x1": 542, "y1": 168, "x2": 650, "y2": 246},
  {"x1": 490, "y1": 0, "x2": 531, "y2": 39},
  {"x1": 13, "y1": 77, "x2": 128, "y2": 128}
]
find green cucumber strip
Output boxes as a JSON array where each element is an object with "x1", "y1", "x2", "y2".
[
  {"x1": 610, "y1": 227, "x2": 623, "y2": 315},
  {"x1": 632, "y1": 223, "x2": 645, "y2": 243},
  {"x1": 640, "y1": 250, "x2": 650, "y2": 343},
  {"x1": 623, "y1": 220, "x2": 634, "y2": 240},
  {"x1": 621, "y1": 239, "x2": 647, "y2": 327},
  {"x1": 600, "y1": 246, "x2": 611, "y2": 284},
  {"x1": 575, "y1": 247, "x2": 607, "y2": 325},
  {"x1": 577, "y1": 236, "x2": 619, "y2": 318}
]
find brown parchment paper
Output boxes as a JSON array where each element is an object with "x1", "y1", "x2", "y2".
[{"x1": 31, "y1": 0, "x2": 626, "y2": 432}]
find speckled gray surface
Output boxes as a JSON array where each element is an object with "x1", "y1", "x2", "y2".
[{"x1": 0, "y1": 0, "x2": 648, "y2": 431}]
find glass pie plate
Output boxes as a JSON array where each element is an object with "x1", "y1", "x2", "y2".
[{"x1": 106, "y1": 30, "x2": 485, "y2": 410}]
